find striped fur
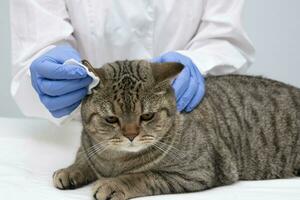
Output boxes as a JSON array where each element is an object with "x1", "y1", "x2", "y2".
[{"x1": 53, "y1": 60, "x2": 300, "y2": 200}]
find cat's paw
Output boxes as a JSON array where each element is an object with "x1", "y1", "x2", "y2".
[
  {"x1": 53, "y1": 168, "x2": 87, "y2": 190},
  {"x1": 93, "y1": 179, "x2": 126, "y2": 200}
]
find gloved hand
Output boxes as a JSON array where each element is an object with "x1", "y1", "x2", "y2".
[
  {"x1": 152, "y1": 52, "x2": 205, "y2": 112},
  {"x1": 30, "y1": 45, "x2": 92, "y2": 118}
]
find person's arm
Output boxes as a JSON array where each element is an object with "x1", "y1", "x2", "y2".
[
  {"x1": 152, "y1": 0, "x2": 254, "y2": 112},
  {"x1": 10, "y1": 0, "x2": 81, "y2": 124},
  {"x1": 177, "y1": 0, "x2": 255, "y2": 75}
]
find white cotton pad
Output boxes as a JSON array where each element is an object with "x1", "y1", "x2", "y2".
[{"x1": 63, "y1": 59, "x2": 100, "y2": 94}]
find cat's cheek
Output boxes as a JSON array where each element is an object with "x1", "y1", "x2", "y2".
[
  {"x1": 141, "y1": 118, "x2": 172, "y2": 138},
  {"x1": 84, "y1": 116, "x2": 99, "y2": 135},
  {"x1": 84, "y1": 119, "x2": 116, "y2": 139},
  {"x1": 156, "y1": 115, "x2": 173, "y2": 129},
  {"x1": 85, "y1": 125, "x2": 97, "y2": 135}
]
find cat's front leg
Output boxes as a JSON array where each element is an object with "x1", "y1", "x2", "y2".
[
  {"x1": 92, "y1": 171, "x2": 212, "y2": 200},
  {"x1": 53, "y1": 147, "x2": 97, "y2": 189}
]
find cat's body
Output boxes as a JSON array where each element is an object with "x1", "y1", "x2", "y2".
[{"x1": 53, "y1": 60, "x2": 300, "y2": 200}]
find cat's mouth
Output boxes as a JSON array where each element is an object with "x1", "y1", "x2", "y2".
[
  {"x1": 118, "y1": 142, "x2": 150, "y2": 153},
  {"x1": 110, "y1": 135, "x2": 156, "y2": 153}
]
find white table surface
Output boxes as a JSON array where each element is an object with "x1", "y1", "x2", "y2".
[{"x1": 0, "y1": 117, "x2": 300, "y2": 200}]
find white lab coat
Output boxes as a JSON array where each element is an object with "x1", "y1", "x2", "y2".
[{"x1": 10, "y1": 0, "x2": 255, "y2": 125}]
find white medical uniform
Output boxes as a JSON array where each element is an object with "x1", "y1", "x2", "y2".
[{"x1": 10, "y1": 0, "x2": 255, "y2": 125}]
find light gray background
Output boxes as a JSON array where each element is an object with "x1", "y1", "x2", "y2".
[{"x1": 1, "y1": 0, "x2": 300, "y2": 118}]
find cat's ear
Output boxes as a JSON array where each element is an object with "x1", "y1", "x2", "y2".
[
  {"x1": 82, "y1": 60, "x2": 106, "y2": 86},
  {"x1": 151, "y1": 62, "x2": 184, "y2": 84}
]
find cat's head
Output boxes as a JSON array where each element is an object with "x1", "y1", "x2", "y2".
[{"x1": 81, "y1": 60, "x2": 183, "y2": 153}]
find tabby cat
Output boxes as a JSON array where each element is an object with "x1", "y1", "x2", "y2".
[{"x1": 53, "y1": 60, "x2": 300, "y2": 200}]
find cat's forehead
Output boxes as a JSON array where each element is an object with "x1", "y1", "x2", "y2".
[
  {"x1": 102, "y1": 60, "x2": 154, "y2": 113},
  {"x1": 103, "y1": 60, "x2": 150, "y2": 81},
  {"x1": 102, "y1": 60, "x2": 154, "y2": 89}
]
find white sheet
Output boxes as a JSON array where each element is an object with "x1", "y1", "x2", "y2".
[{"x1": 0, "y1": 117, "x2": 299, "y2": 200}]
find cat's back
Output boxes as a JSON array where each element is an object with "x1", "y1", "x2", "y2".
[
  {"x1": 203, "y1": 75, "x2": 300, "y2": 117},
  {"x1": 202, "y1": 74, "x2": 300, "y2": 129},
  {"x1": 205, "y1": 74, "x2": 300, "y2": 99},
  {"x1": 185, "y1": 74, "x2": 300, "y2": 180}
]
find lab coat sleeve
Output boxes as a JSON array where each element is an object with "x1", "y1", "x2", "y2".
[
  {"x1": 177, "y1": 0, "x2": 255, "y2": 76},
  {"x1": 10, "y1": 0, "x2": 80, "y2": 125}
]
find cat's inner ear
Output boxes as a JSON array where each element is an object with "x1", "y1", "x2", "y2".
[
  {"x1": 82, "y1": 59, "x2": 106, "y2": 86},
  {"x1": 82, "y1": 59, "x2": 97, "y2": 75},
  {"x1": 151, "y1": 62, "x2": 184, "y2": 84}
]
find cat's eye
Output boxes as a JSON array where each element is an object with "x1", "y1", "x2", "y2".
[
  {"x1": 140, "y1": 113, "x2": 155, "y2": 121},
  {"x1": 105, "y1": 116, "x2": 119, "y2": 124}
]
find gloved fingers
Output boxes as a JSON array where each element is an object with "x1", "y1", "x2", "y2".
[
  {"x1": 39, "y1": 76, "x2": 93, "y2": 96},
  {"x1": 184, "y1": 82, "x2": 205, "y2": 112},
  {"x1": 40, "y1": 88, "x2": 88, "y2": 111},
  {"x1": 172, "y1": 65, "x2": 190, "y2": 101},
  {"x1": 30, "y1": 70, "x2": 42, "y2": 95},
  {"x1": 50, "y1": 100, "x2": 81, "y2": 118},
  {"x1": 31, "y1": 60, "x2": 87, "y2": 80},
  {"x1": 184, "y1": 63, "x2": 205, "y2": 112},
  {"x1": 152, "y1": 52, "x2": 192, "y2": 101},
  {"x1": 176, "y1": 75, "x2": 198, "y2": 111}
]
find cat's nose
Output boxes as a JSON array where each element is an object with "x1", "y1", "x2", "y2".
[
  {"x1": 122, "y1": 123, "x2": 139, "y2": 142},
  {"x1": 125, "y1": 134, "x2": 138, "y2": 142}
]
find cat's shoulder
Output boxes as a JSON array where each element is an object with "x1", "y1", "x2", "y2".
[{"x1": 205, "y1": 74, "x2": 299, "y2": 90}]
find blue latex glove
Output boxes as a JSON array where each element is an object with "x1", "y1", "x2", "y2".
[
  {"x1": 152, "y1": 52, "x2": 205, "y2": 112},
  {"x1": 30, "y1": 45, "x2": 92, "y2": 118}
]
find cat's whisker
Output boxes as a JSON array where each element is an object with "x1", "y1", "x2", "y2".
[
  {"x1": 75, "y1": 141, "x2": 109, "y2": 163},
  {"x1": 152, "y1": 143, "x2": 167, "y2": 154},
  {"x1": 155, "y1": 141, "x2": 188, "y2": 159},
  {"x1": 87, "y1": 148, "x2": 106, "y2": 160},
  {"x1": 153, "y1": 143, "x2": 182, "y2": 163},
  {"x1": 158, "y1": 142, "x2": 188, "y2": 161},
  {"x1": 156, "y1": 141, "x2": 181, "y2": 151},
  {"x1": 139, "y1": 139, "x2": 154, "y2": 143},
  {"x1": 78, "y1": 145, "x2": 107, "y2": 163},
  {"x1": 77, "y1": 140, "x2": 107, "y2": 156},
  {"x1": 87, "y1": 144, "x2": 107, "y2": 158}
]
